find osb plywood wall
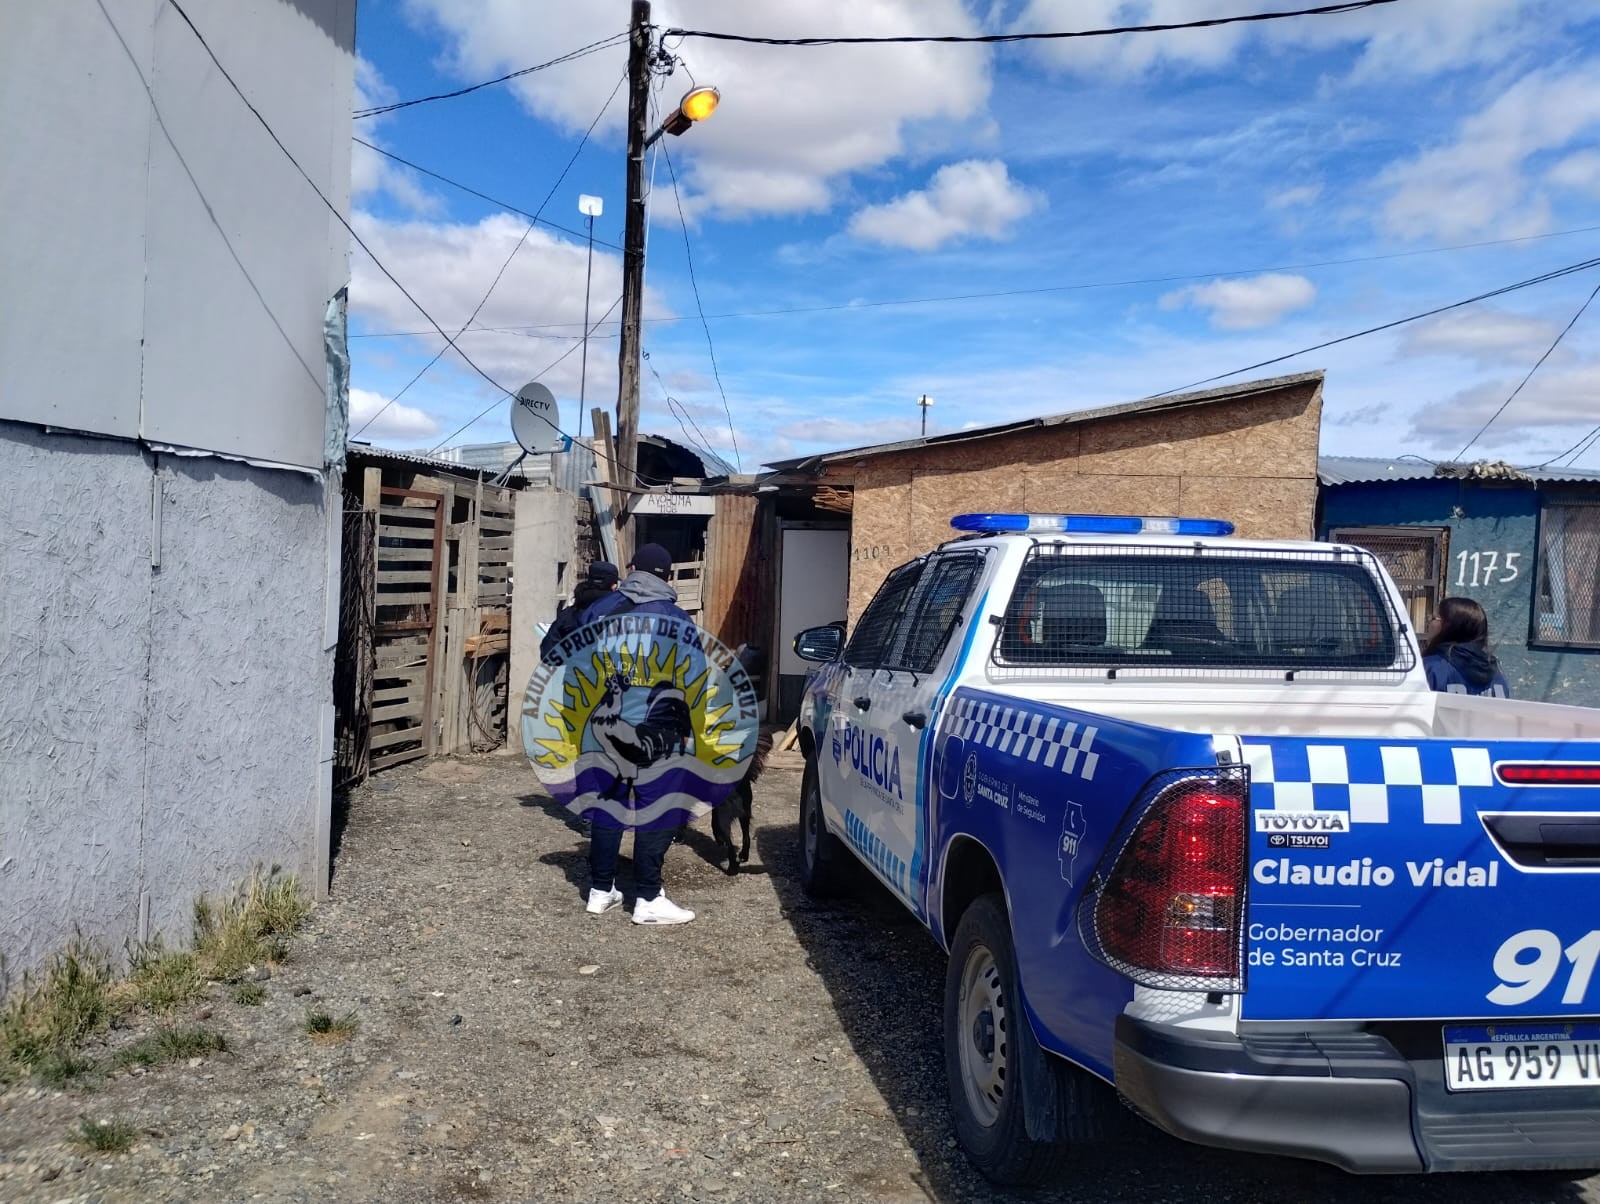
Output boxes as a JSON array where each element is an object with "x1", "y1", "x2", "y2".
[{"x1": 840, "y1": 379, "x2": 1322, "y2": 620}]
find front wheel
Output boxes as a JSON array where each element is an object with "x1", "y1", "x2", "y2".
[
  {"x1": 797, "y1": 757, "x2": 850, "y2": 897},
  {"x1": 944, "y1": 893, "x2": 1069, "y2": 1185}
]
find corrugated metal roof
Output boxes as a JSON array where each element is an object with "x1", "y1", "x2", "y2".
[
  {"x1": 1318, "y1": 455, "x2": 1600, "y2": 487},
  {"x1": 763, "y1": 371, "x2": 1324, "y2": 472}
]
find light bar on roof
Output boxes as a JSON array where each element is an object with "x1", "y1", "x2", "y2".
[{"x1": 950, "y1": 513, "x2": 1236, "y2": 537}]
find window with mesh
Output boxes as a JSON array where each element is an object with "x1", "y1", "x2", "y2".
[
  {"x1": 843, "y1": 561, "x2": 925, "y2": 669},
  {"x1": 891, "y1": 553, "x2": 986, "y2": 674},
  {"x1": 1328, "y1": 526, "x2": 1445, "y2": 634},
  {"x1": 992, "y1": 543, "x2": 1412, "y2": 678},
  {"x1": 1534, "y1": 500, "x2": 1600, "y2": 648}
]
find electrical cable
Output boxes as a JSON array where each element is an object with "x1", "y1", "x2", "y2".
[
  {"x1": 646, "y1": 352, "x2": 722, "y2": 468},
  {"x1": 1535, "y1": 418, "x2": 1600, "y2": 470},
  {"x1": 158, "y1": 0, "x2": 645, "y2": 481},
  {"x1": 354, "y1": 32, "x2": 628, "y2": 119},
  {"x1": 346, "y1": 223, "x2": 1600, "y2": 340},
  {"x1": 1452, "y1": 279, "x2": 1600, "y2": 463},
  {"x1": 353, "y1": 69, "x2": 627, "y2": 439},
  {"x1": 352, "y1": 138, "x2": 626, "y2": 251},
  {"x1": 662, "y1": 1, "x2": 1400, "y2": 48},
  {"x1": 657, "y1": 143, "x2": 741, "y2": 471},
  {"x1": 427, "y1": 294, "x2": 625, "y2": 455},
  {"x1": 1149, "y1": 255, "x2": 1600, "y2": 398}
]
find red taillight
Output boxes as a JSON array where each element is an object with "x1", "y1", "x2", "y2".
[
  {"x1": 1095, "y1": 780, "x2": 1245, "y2": 985},
  {"x1": 1497, "y1": 763, "x2": 1600, "y2": 785}
]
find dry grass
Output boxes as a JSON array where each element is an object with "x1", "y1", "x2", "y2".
[
  {"x1": 0, "y1": 868, "x2": 309, "y2": 1084},
  {"x1": 76, "y1": 1117, "x2": 136, "y2": 1154},
  {"x1": 0, "y1": 942, "x2": 114, "y2": 1083},
  {"x1": 114, "y1": 1026, "x2": 226, "y2": 1069},
  {"x1": 304, "y1": 1009, "x2": 359, "y2": 1043}
]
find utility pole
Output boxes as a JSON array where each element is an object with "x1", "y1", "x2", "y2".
[{"x1": 614, "y1": 0, "x2": 652, "y2": 569}]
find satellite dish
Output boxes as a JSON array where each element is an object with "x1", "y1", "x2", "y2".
[{"x1": 510, "y1": 381, "x2": 565, "y2": 455}]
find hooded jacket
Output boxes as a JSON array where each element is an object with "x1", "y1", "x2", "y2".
[
  {"x1": 579, "y1": 569, "x2": 689, "y2": 625},
  {"x1": 540, "y1": 578, "x2": 620, "y2": 663},
  {"x1": 1424, "y1": 639, "x2": 1511, "y2": 698}
]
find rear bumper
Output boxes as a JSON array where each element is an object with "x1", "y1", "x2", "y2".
[{"x1": 1113, "y1": 1015, "x2": 1600, "y2": 1174}]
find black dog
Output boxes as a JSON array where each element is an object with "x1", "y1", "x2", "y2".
[{"x1": 710, "y1": 729, "x2": 772, "y2": 875}]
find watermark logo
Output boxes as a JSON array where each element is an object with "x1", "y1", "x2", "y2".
[{"x1": 522, "y1": 613, "x2": 758, "y2": 830}]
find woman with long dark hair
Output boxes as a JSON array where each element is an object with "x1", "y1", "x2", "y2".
[{"x1": 1422, "y1": 597, "x2": 1511, "y2": 698}]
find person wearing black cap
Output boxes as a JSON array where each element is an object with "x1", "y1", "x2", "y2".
[
  {"x1": 576, "y1": 543, "x2": 699, "y2": 925},
  {"x1": 540, "y1": 561, "x2": 619, "y2": 664}
]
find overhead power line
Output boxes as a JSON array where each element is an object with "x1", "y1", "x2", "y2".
[
  {"x1": 1455, "y1": 279, "x2": 1600, "y2": 462},
  {"x1": 347, "y1": 223, "x2": 1600, "y2": 340},
  {"x1": 352, "y1": 138, "x2": 626, "y2": 252},
  {"x1": 660, "y1": 143, "x2": 740, "y2": 472},
  {"x1": 1150, "y1": 255, "x2": 1600, "y2": 398},
  {"x1": 1538, "y1": 423, "x2": 1600, "y2": 470},
  {"x1": 353, "y1": 70, "x2": 627, "y2": 439},
  {"x1": 159, "y1": 0, "x2": 641, "y2": 479},
  {"x1": 354, "y1": 32, "x2": 629, "y2": 119},
  {"x1": 662, "y1": 1, "x2": 1399, "y2": 47}
]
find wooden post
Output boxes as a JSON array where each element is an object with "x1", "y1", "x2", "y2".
[{"x1": 614, "y1": 0, "x2": 652, "y2": 570}]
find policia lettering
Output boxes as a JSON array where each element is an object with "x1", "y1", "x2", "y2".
[{"x1": 833, "y1": 721, "x2": 903, "y2": 798}]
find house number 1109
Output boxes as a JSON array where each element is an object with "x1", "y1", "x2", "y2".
[{"x1": 1455, "y1": 550, "x2": 1520, "y2": 587}]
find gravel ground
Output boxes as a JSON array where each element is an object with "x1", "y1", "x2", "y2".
[{"x1": 2, "y1": 751, "x2": 1597, "y2": 1204}]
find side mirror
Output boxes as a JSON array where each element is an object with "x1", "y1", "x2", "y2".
[{"x1": 793, "y1": 624, "x2": 844, "y2": 663}]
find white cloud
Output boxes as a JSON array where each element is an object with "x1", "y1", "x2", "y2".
[
  {"x1": 350, "y1": 58, "x2": 441, "y2": 215},
  {"x1": 1549, "y1": 150, "x2": 1600, "y2": 197},
  {"x1": 1013, "y1": 0, "x2": 1555, "y2": 81},
  {"x1": 349, "y1": 387, "x2": 439, "y2": 442},
  {"x1": 348, "y1": 210, "x2": 670, "y2": 405},
  {"x1": 1399, "y1": 308, "x2": 1563, "y2": 367},
  {"x1": 400, "y1": 0, "x2": 993, "y2": 217},
  {"x1": 1158, "y1": 273, "x2": 1316, "y2": 330},
  {"x1": 1406, "y1": 361, "x2": 1600, "y2": 451},
  {"x1": 848, "y1": 160, "x2": 1041, "y2": 251},
  {"x1": 1379, "y1": 63, "x2": 1600, "y2": 241},
  {"x1": 1266, "y1": 183, "x2": 1321, "y2": 210}
]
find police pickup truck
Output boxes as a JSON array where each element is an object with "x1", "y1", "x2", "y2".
[{"x1": 791, "y1": 512, "x2": 1600, "y2": 1184}]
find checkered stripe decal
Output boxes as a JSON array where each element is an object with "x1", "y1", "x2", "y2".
[
  {"x1": 945, "y1": 697, "x2": 1099, "y2": 781},
  {"x1": 845, "y1": 810, "x2": 908, "y2": 892},
  {"x1": 1241, "y1": 742, "x2": 1496, "y2": 826}
]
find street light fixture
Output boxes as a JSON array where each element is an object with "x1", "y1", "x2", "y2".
[{"x1": 646, "y1": 86, "x2": 721, "y2": 146}]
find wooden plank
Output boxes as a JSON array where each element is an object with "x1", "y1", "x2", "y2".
[
  {"x1": 377, "y1": 570, "x2": 434, "y2": 585},
  {"x1": 478, "y1": 590, "x2": 509, "y2": 606},
  {"x1": 378, "y1": 525, "x2": 438, "y2": 544},
  {"x1": 373, "y1": 685, "x2": 419, "y2": 703},
  {"x1": 378, "y1": 504, "x2": 440, "y2": 522},
  {"x1": 375, "y1": 643, "x2": 429, "y2": 669},
  {"x1": 374, "y1": 590, "x2": 433, "y2": 605},
  {"x1": 480, "y1": 536, "x2": 513, "y2": 555},
  {"x1": 373, "y1": 701, "x2": 425, "y2": 723},
  {"x1": 362, "y1": 467, "x2": 382, "y2": 511},
  {"x1": 424, "y1": 486, "x2": 452, "y2": 756},
  {"x1": 480, "y1": 612, "x2": 510, "y2": 632},
  {"x1": 375, "y1": 546, "x2": 436, "y2": 563},
  {"x1": 371, "y1": 746, "x2": 427, "y2": 773},
  {"x1": 371, "y1": 725, "x2": 427, "y2": 751},
  {"x1": 479, "y1": 515, "x2": 514, "y2": 533},
  {"x1": 478, "y1": 565, "x2": 511, "y2": 581},
  {"x1": 464, "y1": 632, "x2": 509, "y2": 657}
]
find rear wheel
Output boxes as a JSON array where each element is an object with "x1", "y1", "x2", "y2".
[
  {"x1": 944, "y1": 893, "x2": 1069, "y2": 1185},
  {"x1": 798, "y1": 757, "x2": 849, "y2": 897}
]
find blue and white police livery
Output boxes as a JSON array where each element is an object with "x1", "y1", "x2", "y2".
[{"x1": 792, "y1": 512, "x2": 1600, "y2": 1185}]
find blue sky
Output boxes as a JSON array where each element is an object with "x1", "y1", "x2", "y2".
[{"x1": 347, "y1": 0, "x2": 1600, "y2": 474}]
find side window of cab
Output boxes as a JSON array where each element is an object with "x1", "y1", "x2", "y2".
[{"x1": 844, "y1": 561, "x2": 926, "y2": 670}]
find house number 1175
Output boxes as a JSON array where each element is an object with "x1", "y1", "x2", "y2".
[{"x1": 1456, "y1": 550, "x2": 1520, "y2": 587}]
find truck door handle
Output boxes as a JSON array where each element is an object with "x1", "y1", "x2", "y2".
[
  {"x1": 903, "y1": 710, "x2": 927, "y2": 729},
  {"x1": 853, "y1": 696, "x2": 872, "y2": 711}
]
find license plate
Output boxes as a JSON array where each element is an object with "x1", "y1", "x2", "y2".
[{"x1": 1443, "y1": 1024, "x2": 1600, "y2": 1092}]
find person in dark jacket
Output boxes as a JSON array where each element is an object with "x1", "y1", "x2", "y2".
[
  {"x1": 540, "y1": 562, "x2": 618, "y2": 663},
  {"x1": 1422, "y1": 596, "x2": 1511, "y2": 698},
  {"x1": 576, "y1": 544, "x2": 699, "y2": 926}
]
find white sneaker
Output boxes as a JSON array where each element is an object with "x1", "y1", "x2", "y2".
[
  {"x1": 632, "y1": 894, "x2": 694, "y2": 925},
  {"x1": 585, "y1": 887, "x2": 623, "y2": 914}
]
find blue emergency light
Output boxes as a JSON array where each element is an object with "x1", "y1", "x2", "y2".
[{"x1": 950, "y1": 513, "x2": 1236, "y2": 537}]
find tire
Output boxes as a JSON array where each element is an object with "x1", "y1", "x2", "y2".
[
  {"x1": 797, "y1": 757, "x2": 850, "y2": 898},
  {"x1": 944, "y1": 893, "x2": 1069, "y2": 1185}
]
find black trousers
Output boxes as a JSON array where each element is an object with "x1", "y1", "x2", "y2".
[{"x1": 588, "y1": 825, "x2": 676, "y2": 901}]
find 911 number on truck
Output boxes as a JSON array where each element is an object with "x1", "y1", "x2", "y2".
[{"x1": 791, "y1": 511, "x2": 1600, "y2": 1183}]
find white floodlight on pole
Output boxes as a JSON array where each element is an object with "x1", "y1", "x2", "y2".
[
  {"x1": 577, "y1": 194, "x2": 603, "y2": 439},
  {"x1": 918, "y1": 393, "x2": 934, "y2": 437}
]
